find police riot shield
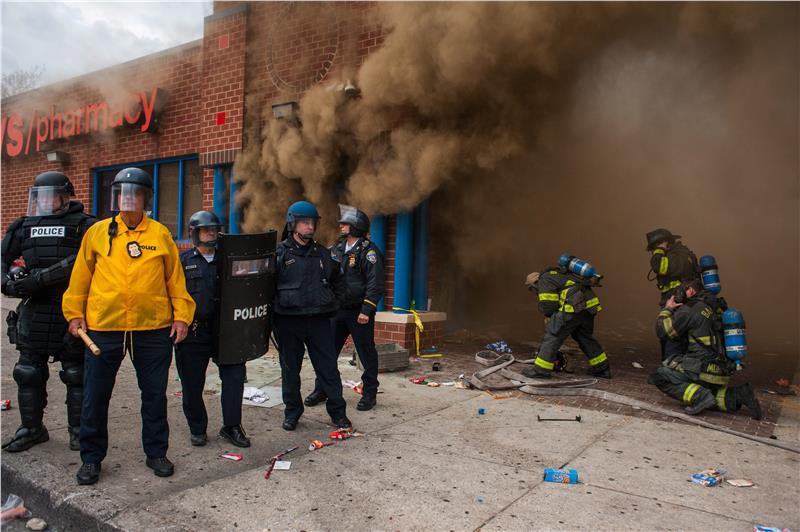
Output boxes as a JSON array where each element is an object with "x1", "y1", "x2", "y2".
[{"x1": 214, "y1": 231, "x2": 277, "y2": 365}]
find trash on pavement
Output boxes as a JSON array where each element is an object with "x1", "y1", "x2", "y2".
[
  {"x1": 273, "y1": 461, "x2": 291, "y2": 470},
  {"x1": 419, "y1": 353, "x2": 443, "y2": 358},
  {"x1": 543, "y1": 468, "x2": 579, "y2": 484},
  {"x1": 219, "y1": 453, "x2": 243, "y2": 461},
  {"x1": 308, "y1": 440, "x2": 335, "y2": 451},
  {"x1": 329, "y1": 428, "x2": 361, "y2": 440},
  {"x1": 726, "y1": 478, "x2": 754, "y2": 487},
  {"x1": 632, "y1": 362, "x2": 644, "y2": 369},
  {"x1": 477, "y1": 407, "x2": 486, "y2": 416},
  {"x1": 691, "y1": 468, "x2": 726, "y2": 487},
  {"x1": 485, "y1": 340, "x2": 512, "y2": 354},
  {"x1": 1, "y1": 399, "x2": 11, "y2": 410},
  {"x1": 423, "y1": 346, "x2": 439, "y2": 353},
  {"x1": 173, "y1": 391, "x2": 183, "y2": 397},
  {"x1": 427, "y1": 382, "x2": 441, "y2": 387},
  {"x1": 753, "y1": 526, "x2": 790, "y2": 532},
  {"x1": 432, "y1": 362, "x2": 441, "y2": 371},
  {"x1": 242, "y1": 387, "x2": 269, "y2": 403},
  {"x1": 1, "y1": 494, "x2": 30, "y2": 522},
  {"x1": 264, "y1": 446, "x2": 299, "y2": 480},
  {"x1": 26, "y1": 517, "x2": 48, "y2": 531},
  {"x1": 410, "y1": 377, "x2": 427, "y2": 384}
]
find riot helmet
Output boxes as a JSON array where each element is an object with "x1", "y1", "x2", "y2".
[
  {"x1": 285, "y1": 200, "x2": 320, "y2": 242},
  {"x1": 110, "y1": 167, "x2": 153, "y2": 213},
  {"x1": 188, "y1": 210, "x2": 222, "y2": 247},
  {"x1": 645, "y1": 228, "x2": 680, "y2": 251},
  {"x1": 26, "y1": 171, "x2": 74, "y2": 216},
  {"x1": 337, "y1": 204, "x2": 370, "y2": 237}
]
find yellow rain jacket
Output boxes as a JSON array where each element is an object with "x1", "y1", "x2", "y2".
[{"x1": 62, "y1": 215, "x2": 195, "y2": 331}]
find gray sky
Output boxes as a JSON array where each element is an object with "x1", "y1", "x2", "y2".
[{"x1": 1, "y1": 1, "x2": 212, "y2": 87}]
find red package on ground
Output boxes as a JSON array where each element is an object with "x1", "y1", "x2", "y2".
[
  {"x1": 219, "y1": 453, "x2": 243, "y2": 461},
  {"x1": 329, "y1": 429, "x2": 353, "y2": 440},
  {"x1": 410, "y1": 377, "x2": 427, "y2": 384},
  {"x1": 1, "y1": 400, "x2": 11, "y2": 411}
]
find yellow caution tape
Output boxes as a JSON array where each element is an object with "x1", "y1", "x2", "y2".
[{"x1": 392, "y1": 307, "x2": 424, "y2": 358}]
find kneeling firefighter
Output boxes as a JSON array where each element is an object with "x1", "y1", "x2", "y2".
[
  {"x1": 523, "y1": 255, "x2": 611, "y2": 379},
  {"x1": 648, "y1": 279, "x2": 761, "y2": 419}
]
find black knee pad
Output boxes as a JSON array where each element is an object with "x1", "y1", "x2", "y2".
[
  {"x1": 60, "y1": 363, "x2": 84, "y2": 386},
  {"x1": 13, "y1": 362, "x2": 46, "y2": 386}
]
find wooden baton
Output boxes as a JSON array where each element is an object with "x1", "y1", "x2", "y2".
[{"x1": 77, "y1": 328, "x2": 101, "y2": 356}]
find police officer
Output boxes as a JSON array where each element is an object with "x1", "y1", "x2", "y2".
[
  {"x1": 63, "y1": 168, "x2": 195, "y2": 485},
  {"x1": 646, "y1": 228, "x2": 700, "y2": 360},
  {"x1": 304, "y1": 206, "x2": 385, "y2": 411},
  {"x1": 273, "y1": 201, "x2": 351, "y2": 432},
  {"x1": 175, "y1": 211, "x2": 249, "y2": 448},
  {"x1": 1, "y1": 171, "x2": 96, "y2": 453},
  {"x1": 648, "y1": 279, "x2": 761, "y2": 419},
  {"x1": 522, "y1": 266, "x2": 611, "y2": 379}
]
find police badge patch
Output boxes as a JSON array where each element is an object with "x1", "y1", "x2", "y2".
[
  {"x1": 366, "y1": 250, "x2": 377, "y2": 264},
  {"x1": 127, "y1": 241, "x2": 143, "y2": 258},
  {"x1": 349, "y1": 254, "x2": 357, "y2": 267}
]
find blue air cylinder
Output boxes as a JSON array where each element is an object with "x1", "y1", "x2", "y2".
[
  {"x1": 722, "y1": 309, "x2": 747, "y2": 362},
  {"x1": 558, "y1": 254, "x2": 598, "y2": 279},
  {"x1": 699, "y1": 255, "x2": 721, "y2": 294}
]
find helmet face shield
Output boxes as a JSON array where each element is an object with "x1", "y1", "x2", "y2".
[
  {"x1": 111, "y1": 183, "x2": 152, "y2": 213},
  {"x1": 27, "y1": 186, "x2": 70, "y2": 216}
]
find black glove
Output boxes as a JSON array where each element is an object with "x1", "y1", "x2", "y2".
[{"x1": 8, "y1": 270, "x2": 41, "y2": 297}]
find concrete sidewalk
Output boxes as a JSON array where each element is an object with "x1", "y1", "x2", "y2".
[{"x1": 1, "y1": 296, "x2": 798, "y2": 531}]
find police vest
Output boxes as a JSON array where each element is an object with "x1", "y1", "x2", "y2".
[{"x1": 274, "y1": 240, "x2": 339, "y2": 316}]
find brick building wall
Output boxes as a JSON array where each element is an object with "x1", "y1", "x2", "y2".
[{"x1": 1, "y1": 41, "x2": 203, "y2": 230}]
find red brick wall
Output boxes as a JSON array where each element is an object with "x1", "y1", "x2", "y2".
[
  {"x1": 1, "y1": 42, "x2": 203, "y2": 231},
  {"x1": 375, "y1": 320, "x2": 445, "y2": 351}
]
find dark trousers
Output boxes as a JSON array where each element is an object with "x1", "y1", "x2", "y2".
[
  {"x1": 174, "y1": 337, "x2": 245, "y2": 435},
  {"x1": 535, "y1": 311, "x2": 608, "y2": 371},
  {"x1": 80, "y1": 328, "x2": 172, "y2": 464},
  {"x1": 314, "y1": 308, "x2": 379, "y2": 397},
  {"x1": 274, "y1": 314, "x2": 346, "y2": 422}
]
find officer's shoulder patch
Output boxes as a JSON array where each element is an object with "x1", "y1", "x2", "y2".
[{"x1": 366, "y1": 249, "x2": 377, "y2": 264}]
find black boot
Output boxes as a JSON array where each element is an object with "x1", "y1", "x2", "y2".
[
  {"x1": 219, "y1": 425, "x2": 251, "y2": 447},
  {"x1": 587, "y1": 364, "x2": 612, "y2": 379},
  {"x1": 357, "y1": 394, "x2": 377, "y2": 411},
  {"x1": 76, "y1": 462, "x2": 101, "y2": 485},
  {"x1": 304, "y1": 389, "x2": 327, "y2": 407},
  {"x1": 2, "y1": 425, "x2": 50, "y2": 452},
  {"x1": 522, "y1": 366, "x2": 552, "y2": 379},
  {"x1": 734, "y1": 384, "x2": 762, "y2": 420},
  {"x1": 146, "y1": 457, "x2": 175, "y2": 477}
]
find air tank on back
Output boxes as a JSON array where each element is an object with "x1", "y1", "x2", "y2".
[
  {"x1": 699, "y1": 255, "x2": 721, "y2": 294},
  {"x1": 558, "y1": 254, "x2": 600, "y2": 280},
  {"x1": 722, "y1": 308, "x2": 747, "y2": 363}
]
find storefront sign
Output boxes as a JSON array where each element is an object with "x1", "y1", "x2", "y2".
[{"x1": 1, "y1": 87, "x2": 167, "y2": 158}]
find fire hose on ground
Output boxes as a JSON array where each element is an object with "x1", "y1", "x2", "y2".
[{"x1": 469, "y1": 350, "x2": 800, "y2": 454}]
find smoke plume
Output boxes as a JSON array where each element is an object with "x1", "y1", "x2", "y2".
[{"x1": 235, "y1": 3, "x2": 798, "y2": 380}]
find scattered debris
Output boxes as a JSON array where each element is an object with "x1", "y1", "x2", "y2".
[
  {"x1": 173, "y1": 391, "x2": 183, "y2": 398},
  {"x1": 476, "y1": 496, "x2": 485, "y2": 503},
  {"x1": 308, "y1": 440, "x2": 334, "y2": 451},
  {"x1": 410, "y1": 377, "x2": 427, "y2": 384},
  {"x1": 753, "y1": 525, "x2": 791, "y2": 532},
  {"x1": 1, "y1": 399, "x2": 11, "y2": 410},
  {"x1": 440, "y1": 382, "x2": 456, "y2": 387},
  {"x1": 26, "y1": 518, "x2": 48, "y2": 531},
  {"x1": 219, "y1": 453, "x2": 243, "y2": 462},
  {"x1": 419, "y1": 353, "x2": 443, "y2": 358},
  {"x1": 1, "y1": 494, "x2": 29, "y2": 522},
  {"x1": 776, "y1": 378, "x2": 791, "y2": 387},
  {"x1": 691, "y1": 468, "x2": 726, "y2": 487},
  {"x1": 726, "y1": 478, "x2": 754, "y2": 487},
  {"x1": 427, "y1": 382, "x2": 441, "y2": 388},
  {"x1": 632, "y1": 362, "x2": 644, "y2": 369},
  {"x1": 537, "y1": 415, "x2": 581, "y2": 422},
  {"x1": 242, "y1": 387, "x2": 269, "y2": 403},
  {"x1": 264, "y1": 446, "x2": 298, "y2": 480},
  {"x1": 432, "y1": 362, "x2": 441, "y2": 371},
  {"x1": 423, "y1": 346, "x2": 439, "y2": 353},
  {"x1": 273, "y1": 461, "x2": 291, "y2": 471},
  {"x1": 329, "y1": 428, "x2": 362, "y2": 440},
  {"x1": 485, "y1": 340, "x2": 512, "y2": 354},
  {"x1": 477, "y1": 407, "x2": 486, "y2": 416},
  {"x1": 544, "y1": 468, "x2": 579, "y2": 484}
]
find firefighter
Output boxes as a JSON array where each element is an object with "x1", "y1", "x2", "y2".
[
  {"x1": 304, "y1": 206, "x2": 385, "y2": 411},
  {"x1": 63, "y1": 167, "x2": 195, "y2": 485},
  {"x1": 646, "y1": 228, "x2": 701, "y2": 360},
  {"x1": 522, "y1": 266, "x2": 611, "y2": 379},
  {"x1": 273, "y1": 201, "x2": 351, "y2": 432},
  {"x1": 1, "y1": 171, "x2": 97, "y2": 453},
  {"x1": 175, "y1": 211, "x2": 250, "y2": 448},
  {"x1": 648, "y1": 279, "x2": 761, "y2": 419}
]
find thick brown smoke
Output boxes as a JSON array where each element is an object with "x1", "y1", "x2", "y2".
[{"x1": 236, "y1": 3, "x2": 798, "y2": 381}]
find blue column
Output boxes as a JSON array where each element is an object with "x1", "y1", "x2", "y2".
[
  {"x1": 412, "y1": 199, "x2": 429, "y2": 311},
  {"x1": 370, "y1": 215, "x2": 387, "y2": 311},
  {"x1": 228, "y1": 177, "x2": 239, "y2": 234},
  {"x1": 393, "y1": 211, "x2": 413, "y2": 312},
  {"x1": 212, "y1": 166, "x2": 228, "y2": 228}
]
